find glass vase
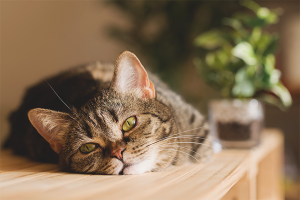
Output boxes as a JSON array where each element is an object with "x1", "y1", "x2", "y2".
[{"x1": 209, "y1": 99, "x2": 264, "y2": 148}]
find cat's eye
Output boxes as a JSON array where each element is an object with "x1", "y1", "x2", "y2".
[
  {"x1": 80, "y1": 143, "x2": 97, "y2": 154},
  {"x1": 122, "y1": 116, "x2": 136, "y2": 132}
]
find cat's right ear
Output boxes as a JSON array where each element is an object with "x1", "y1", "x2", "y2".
[
  {"x1": 28, "y1": 108, "x2": 71, "y2": 154},
  {"x1": 110, "y1": 51, "x2": 155, "y2": 99}
]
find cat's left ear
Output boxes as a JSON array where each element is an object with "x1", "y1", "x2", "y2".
[
  {"x1": 110, "y1": 51, "x2": 155, "y2": 99},
  {"x1": 28, "y1": 108, "x2": 72, "y2": 154}
]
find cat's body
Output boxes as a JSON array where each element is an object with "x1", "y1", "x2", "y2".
[{"x1": 5, "y1": 51, "x2": 212, "y2": 175}]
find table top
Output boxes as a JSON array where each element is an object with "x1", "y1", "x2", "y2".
[{"x1": 0, "y1": 129, "x2": 283, "y2": 200}]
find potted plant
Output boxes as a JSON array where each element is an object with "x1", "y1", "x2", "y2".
[{"x1": 193, "y1": 0, "x2": 292, "y2": 148}]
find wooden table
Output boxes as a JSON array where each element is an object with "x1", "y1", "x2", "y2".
[{"x1": 0, "y1": 129, "x2": 283, "y2": 200}]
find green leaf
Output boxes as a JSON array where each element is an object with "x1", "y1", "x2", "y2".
[
  {"x1": 255, "y1": 54, "x2": 281, "y2": 88},
  {"x1": 246, "y1": 64, "x2": 257, "y2": 77},
  {"x1": 192, "y1": 0, "x2": 287, "y2": 109},
  {"x1": 216, "y1": 50, "x2": 229, "y2": 66},
  {"x1": 232, "y1": 79, "x2": 255, "y2": 97},
  {"x1": 271, "y1": 82, "x2": 292, "y2": 107},
  {"x1": 235, "y1": 67, "x2": 247, "y2": 82},
  {"x1": 254, "y1": 64, "x2": 270, "y2": 89},
  {"x1": 256, "y1": 34, "x2": 271, "y2": 55},
  {"x1": 263, "y1": 34, "x2": 279, "y2": 56},
  {"x1": 264, "y1": 54, "x2": 275, "y2": 73},
  {"x1": 270, "y1": 69, "x2": 281, "y2": 85},
  {"x1": 257, "y1": 7, "x2": 278, "y2": 24},
  {"x1": 257, "y1": 94, "x2": 286, "y2": 111},
  {"x1": 205, "y1": 52, "x2": 216, "y2": 67},
  {"x1": 257, "y1": 7, "x2": 270, "y2": 18},
  {"x1": 244, "y1": 17, "x2": 267, "y2": 27},
  {"x1": 240, "y1": 0, "x2": 260, "y2": 13},
  {"x1": 222, "y1": 18, "x2": 243, "y2": 31},
  {"x1": 233, "y1": 12, "x2": 266, "y2": 27},
  {"x1": 250, "y1": 27, "x2": 262, "y2": 45},
  {"x1": 232, "y1": 68, "x2": 255, "y2": 97},
  {"x1": 232, "y1": 42, "x2": 257, "y2": 65},
  {"x1": 194, "y1": 30, "x2": 226, "y2": 50},
  {"x1": 266, "y1": 12, "x2": 278, "y2": 24}
]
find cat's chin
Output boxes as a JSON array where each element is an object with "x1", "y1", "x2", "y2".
[
  {"x1": 120, "y1": 159, "x2": 156, "y2": 175},
  {"x1": 122, "y1": 164, "x2": 147, "y2": 175}
]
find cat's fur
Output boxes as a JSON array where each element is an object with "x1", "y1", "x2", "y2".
[{"x1": 5, "y1": 51, "x2": 212, "y2": 175}]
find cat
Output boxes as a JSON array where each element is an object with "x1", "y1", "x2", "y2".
[{"x1": 4, "y1": 51, "x2": 212, "y2": 175}]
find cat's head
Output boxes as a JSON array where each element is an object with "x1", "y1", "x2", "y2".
[{"x1": 28, "y1": 51, "x2": 178, "y2": 175}]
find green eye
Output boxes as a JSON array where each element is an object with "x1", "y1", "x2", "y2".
[
  {"x1": 80, "y1": 143, "x2": 97, "y2": 154},
  {"x1": 122, "y1": 116, "x2": 136, "y2": 132}
]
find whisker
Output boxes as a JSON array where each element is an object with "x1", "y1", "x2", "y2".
[
  {"x1": 44, "y1": 79, "x2": 71, "y2": 110},
  {"x1": 145, "y1": 126, "x2": 205, "y2": 148},
  {"x1": 161, "y1": 154, "x2": 184, "y2": 164},
  {"x1": 163, "y1": 141, "x2": 214, "y2": 149},
  {"x1": 156, "y1": 143, "x2": 207, "y2": 160},
  {"x1": 159, "y1": 135, "x2": 227, "y2": 150},
  {"x1": 44, "y1": 80, "x2": 86, "y2": 130},
  {"x1": 165, "y1": 127, "x2": 206, "y2": 140},
  {"x1": 161, "y1": 148, "x2": 203, "y2": 164}
]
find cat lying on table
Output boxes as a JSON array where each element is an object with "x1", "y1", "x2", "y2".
[{"x1": 5, "y1": 51, "x2": 212, "y2": 175}]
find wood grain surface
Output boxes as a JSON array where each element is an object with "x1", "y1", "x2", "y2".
[{"x1": 0, "y1": 129, "x2": 283, "y2": 200}]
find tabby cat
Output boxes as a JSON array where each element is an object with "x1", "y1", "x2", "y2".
[{"x1": 5, "y1": 51, "x2": 212, "y2": 175}]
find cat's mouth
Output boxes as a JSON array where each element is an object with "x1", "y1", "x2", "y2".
[{"x1": 119, "y1": 163, "x2": 133, "y2": 175}]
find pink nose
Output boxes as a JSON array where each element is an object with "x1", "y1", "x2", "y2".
[{"x1": 112, "y1": 148, "x2": 125, "y2": 160}]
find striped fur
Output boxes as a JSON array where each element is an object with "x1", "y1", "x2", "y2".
[{"x1": 6, "y1": 52, "x2": 212, "y2": 175}]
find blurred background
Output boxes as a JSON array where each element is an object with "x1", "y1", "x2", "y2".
[{"x1": 0, "y1": 1, "x2": 299, "y2": 199}]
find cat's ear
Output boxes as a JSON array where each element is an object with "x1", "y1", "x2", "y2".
[
  {"x1": 28, "y1": 108, "x2": 72, "y2": 154},
  {"x1": 110, "y1": 51, "x2": 155, "y2": 99}
]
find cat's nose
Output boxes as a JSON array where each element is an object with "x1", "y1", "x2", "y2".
[{"x1": 111, "y1": 148, "x2": 125, "y2": 160}]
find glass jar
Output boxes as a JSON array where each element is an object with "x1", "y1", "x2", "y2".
[{"x1": 209, "y1": 99, "x2": 264, "y2": 148}]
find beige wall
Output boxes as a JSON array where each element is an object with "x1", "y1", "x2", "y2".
[{"x1": 0, "y1": 1, "x2": 129, "y2": 145}]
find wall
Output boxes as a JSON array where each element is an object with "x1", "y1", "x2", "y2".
[{"x1": 0, "y1": 1, "x2": 128, "y2": 145}]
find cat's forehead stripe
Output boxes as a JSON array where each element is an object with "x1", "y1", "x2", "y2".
[
  {"x1": 107, "y1": 109, "x2": 118, "y2": 123},
  {"x1": 83, "y1": 122, "x2": 93, "y2": 138},
  {"x1": 83, "y1": 106, "x2": 123, "y2": 142},
  {"x1": 88, "y1": 112, "x2": 98, "y2": 127}
]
